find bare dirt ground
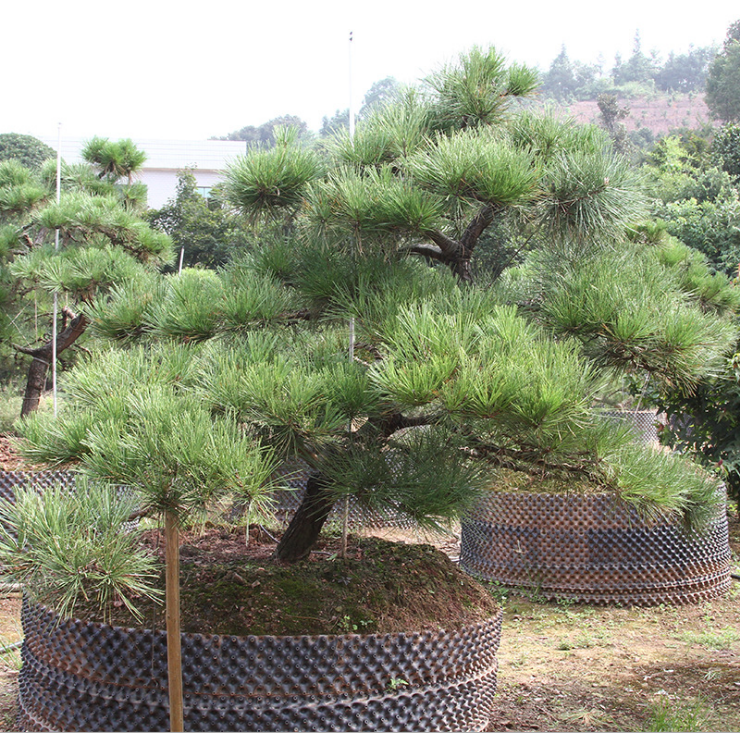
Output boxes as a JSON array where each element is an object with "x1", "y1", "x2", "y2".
[
  {"x1": 487, "y1": 569, "x2": 740, "y2": 732},
  {"x1": 0, "y1": 437, "x2": 24, "y2": 472},
  {"x1": 0, "y1": 594, "x2": 20, "y2": 732},
  {"x1": 0, "y1": 439, "x2": 738, "y2": 731}
]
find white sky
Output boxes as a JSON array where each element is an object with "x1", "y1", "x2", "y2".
[{"x1": 3, "y1": 0, "x2": 738, "y2": 142}]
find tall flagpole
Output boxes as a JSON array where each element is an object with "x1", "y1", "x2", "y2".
[{"x1": 52, "y1": 123, "x2": 62, "y2": 417}]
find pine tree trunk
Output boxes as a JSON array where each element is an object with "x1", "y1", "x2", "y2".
[
  {"x1": 273, "y1": 473, "x2": 337, "y2": 562},
  {"x1": 20, "y1": 354, "x2": 52, "y2": 417},
  {"x1": 18, "y1": 310, "x2": 88, "y2": 417},
  {"x1": 451, "y1": 256, "x2": 474, "y2": 283}
]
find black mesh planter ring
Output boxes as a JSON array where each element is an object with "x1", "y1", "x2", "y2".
[
  {"x1": 0, "y1": 471, "x2": 78, "y2": 502},
  {"x1": 1, "y1": 468, "x2": 417, "y2": 531},
  {"x1": 17, "y1": 599, "x2": 503, "y2": 732},
  {"x1": 459, "y1": 489, "x2": 731, "y2": 606}
]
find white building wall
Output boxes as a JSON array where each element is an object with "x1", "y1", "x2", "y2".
[
  {"x1": 40, "y1": 137, "x2": 246, "y2": 209},
  {"x1": 139, "y1": 168, "x2": 227, "y2": 208}
]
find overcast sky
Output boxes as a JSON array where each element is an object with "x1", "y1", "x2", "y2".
[{"x1": 3, "y1": 0, "x2": 738, "y2": 142}]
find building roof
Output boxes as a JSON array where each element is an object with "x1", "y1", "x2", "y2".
[{"x1": 40, "y1": 137, "x2": 247, "y2": 172}]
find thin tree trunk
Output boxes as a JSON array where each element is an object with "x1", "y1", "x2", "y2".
[
  {"x1": 164, "y1": 511, "x2": 184, "y2": 733},
  {"x1": 451, "y1": 256, "x2": 474, "y2": 283},
  {"x1": 20, "y1": 355, "x2": 52, "y2": 417},
  {"x1": 449, "y1": 202, "x2": 498, "y2": 284},
  {"x1": 16, "y1": 309, "x2": 88, "y2": 417},
  {"x1": 273, "y1": 473, "x2": 336, "y2": 562}
]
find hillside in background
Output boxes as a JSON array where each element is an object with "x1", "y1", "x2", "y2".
[{"x1": 546, "y1": 93, "x2": 717, "y2": 138}]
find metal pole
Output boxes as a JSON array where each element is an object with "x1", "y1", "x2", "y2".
[
  {"x1": 348, "y1": 29, "x2": 357, "y2": 364},
  {"x1": 348, "y1": 29, "x2": 356, "y2": 363},
  {"x1": 348, "y1": 31, "x2": 356, "y2": 139},
  {"x1": 52, "y1": 123, "x2": 61, "y2": 417},
  {"x1": 342, "y1": 30, "x2": 356, "y2": 558}
]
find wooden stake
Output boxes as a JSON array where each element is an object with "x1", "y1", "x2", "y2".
[{"x1": 165, "y1": 510, "x2": 184, "y2": 732}]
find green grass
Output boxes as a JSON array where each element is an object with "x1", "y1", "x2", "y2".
[
  {"x1": 675, "y1": 626, "x2": 740, "y2": 650},
  {"x1": 645, "y1": 697, "x2": 712, "y2": 732}
]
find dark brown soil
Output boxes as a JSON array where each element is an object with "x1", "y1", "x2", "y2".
[
  {"x1": 73, "y1": 526, "x2": 498, "y2": 636},
  {"x1": 0, "y1": 437, "x2": 25, "y2": 472}
]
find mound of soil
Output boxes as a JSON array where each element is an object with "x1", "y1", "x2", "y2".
[{"x1": 75, "y1": 526, "x2": 499, "y2": 637}]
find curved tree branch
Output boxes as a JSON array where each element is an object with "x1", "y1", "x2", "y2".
[
  {"x1": 460, "y1": 203, "x2": 497, "y2": 251},
  {"x1": 425, "y1": 230, "x2": 461, "y2": 256},
  {"x1": 406, "y1": 243, "x2": 449, "y2": 263}
]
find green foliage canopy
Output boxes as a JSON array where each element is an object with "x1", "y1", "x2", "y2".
[
  {"x1": 148, "y1": 170, "x2": 252, "y2": 269},
  {"x1": 0, "y1": 134, "x2": 55, "y2": 170},
  {"x1": 227, "y1": 47, "x2": 646, "y2": 284},
  {"x1": 706, "y1": 20, "x2": 740, "y2": 122}
]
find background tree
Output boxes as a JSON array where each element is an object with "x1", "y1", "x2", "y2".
[
  {"x1": 711, "y1": 123, "x2": 740, "y2": 179},
  {"x1": 0, "y1": 134, "x2": 55, "y2": 171},
  {"x1": 597, "y1": 93, "x2": 632, "y2": 154},
  {"x1": 705, "y1": 20, "x2": 740, "y2": 122},
  {"x1": 319, "y1": 109, "x2": 350, "y2": 138},
  {"x1": 535, "y1": 35, "x2": 714, "y2": 110},
  {"x1": 540, "y1": 46, "x2": 579, "y2": 100},
  {"x1": 81, "y1": 136, "x2": 147, "y2": 185},
  {"x1": 0, "y1": 159, "x2": 49, "y2": 383},
  {"x1": 359, "y1": 77, "x2": 401, "y2": 119},
  {"x1": 654, "y1": 346, "x2": 740, "y2": 508},
  {"x1": 639, "y1": 113, "x2": 740, "y2": 508},
  {"x1": 216, "y1": 115, "x2": 312, "y2": 148},
  {"x1": 654, "y1": 45, "x2": 716, "y2": 93},
  {"x1": 612, "y1": 32, "x2": 659, "y2": 87},
  {"x1": 147, "y1": 170, "x2": 252, "y2": 269},
  {"x1": 319, "y1": 77, "x2": 402, "y2": 137},
  {"x1": 645, "y1": 129, "x2": 740, "y2": 275}
]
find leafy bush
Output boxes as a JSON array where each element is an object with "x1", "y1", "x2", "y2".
[
  {"x1": 653, "y1": 348, "x2": 740, "y2": 510},
  {"x1": 654, "y1": 192, "x2": 740, "y2": 275},
  {"x1": 712, "y1": 123, "x2": 740, "y2": 178}
]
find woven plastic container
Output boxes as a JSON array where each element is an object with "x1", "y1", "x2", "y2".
[
  {"x1": 17, "y1": 599, "x2": 502, "y2": 732},
  {"x1": 460, "y1": 490, "x2": 731, "y2": 606},
  {"x1": 599, "y1": 409, "x2": 663, "y2": 445}
]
